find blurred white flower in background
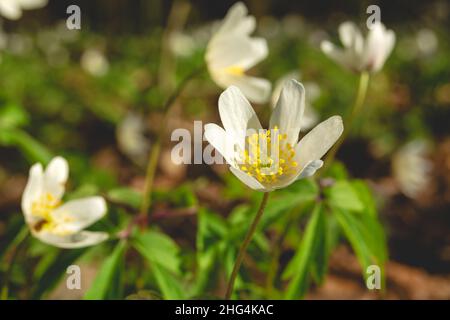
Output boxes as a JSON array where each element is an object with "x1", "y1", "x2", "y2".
[
  {"x1": 206, "y1": 2, "x2": 271, "y2": 104},
  {"x1": 416, "y1": 28, "x2": 438, "y2": 56},
  {"x1": 168, "y1": 23, "x2": 213, "y2": 58},
  {"x1": 204, "y1": 80, "x2": 343, "y2": 192},
  {"x1": 392, "y1": 140, "x2": 433, "y2": 198},
  {"x1": 81, "y1": 48, "x2": 109, "y2": 77},
  {"x1": 321, "y1": 21, "x2": 395, "y2": 73},
  {"x1": 116, "y1": 112, "x2": 150, "y2": 167},
  {"x1": 0, "y1": 0, "x2": 47, "y2": 20},
  {"x1": 169, "y1": 31, "x2": 197, "y2": 58},
  {"x1": 21, "y1": 156, "x2": 109, "y2": 248},
  {"x1": 271, "y1": 71, "x2": 319, "y2": 131}
]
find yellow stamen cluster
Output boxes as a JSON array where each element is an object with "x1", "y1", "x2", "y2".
[
  {"x1": 30, "y1": 193, "x2": 60, "y2": 232},
  {"x1": 238, "y1": 126, "x2": 298, "y2": 183},
  {"x1": 224, "y1": 65, "x2": 245, "y2": 76}
]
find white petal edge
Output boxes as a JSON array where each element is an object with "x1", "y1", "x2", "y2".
[
  {"x1": 338, "y1": 21, "x2": 362, "y2": 48},
  {"x1": 296, "y1": 160, "x2": 324, "y2": 180},
  {"x1": 320, "y1": 40, "x2": 353, "y2": 71},
  {"x1": 204, "y1": 123, "x2": 236, "y2": 165},
  {"x1": 51, "y1": 196, "x2": 107, "y2": 234},
  {"x1": 229, "y1": 166, "x2": 266, "y2": 191},
  {"x1": 36, "y1": 230, "x2": 109, "y2": 249},
  {"x1": 218, "y1": 85, "x2": 262, "y2": 149},
  {"x1": 21, "y1": 163, "x2": 44, "y2": 219},
  {"x1": 215, "y1": 2, "x2": 248, "y2": 36},
  {"x1": 295, "y1": 116, "x2": 344, "y2": 169},
  {"x1": 0, "y1": 0, "x2": 22, "y2": 20},
  {"x1": 43, "y1": 156, "x2": 69, "y2": 200},
  {"x1": 18, "y1": 0, "x2": 48, "y2": 10},
  {"x1": 219, "y1": 74, "x2": 272, "y2": 104},
  {"x1": 269, "y1": 79, "x2": 305, "y2": 146}
]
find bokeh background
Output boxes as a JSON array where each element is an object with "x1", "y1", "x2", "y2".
[{"x1": 1, "y1": 0, "x2": 450, "y2": 299}]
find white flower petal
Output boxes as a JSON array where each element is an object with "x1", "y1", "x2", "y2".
[
  {"x1": 207, "y1": 35, "x2": 268, "y2": 71},
  {"x1": 363, "y1": 22, "x2": 395, "y2": 72},
  {"x1": 36, "y1": 230, "x2": 109, "y2": 249},
  {"x1": 296, "y1": 160, "x2": 324, "y2": 180},
  {"x1": 218, "y1": 86, "x2": 262, "y2": 148},
  {"x1": 43, "y1": 156, "x2": 68, "y2": 200},
  {"x1": 0, "y1": 0, "x2": 21, "y2": 20},
  {"x1": 295, "y1": 116, "x2": 343, "y2": 168},
  {"x1": 21, "y1": 163, "x2": 44, "y2": 219},
  {"x1": 229, "y1": 166, "x2": 266, "y2": 191},
  {"x1": 271, "y1": 71, "x2": 301, "y2": 107},
  {"x1": 18, "y1": 0, "x2": 47, "y2": 10},
  {"x1": 215, "y1": 2, "x2": 249, "y2": 36},
  {"x1": 270, "y1": 79, "x2": 305, "y2": 146},
  {"x1": 339, "y1": 21, "x2": 363, "y2": 50},
  {"x1": 204, "y1": 123, "x2": 237, "y2": 165},
  {"x1": 220, "y1": 74, "x2": 271, "y2": 104},
  {"x1": 321, "y1": 40, "x2": 353, "y2": 71},
  {"x1": 51, "y1": 196, "x2": 107, "y2": 234}
]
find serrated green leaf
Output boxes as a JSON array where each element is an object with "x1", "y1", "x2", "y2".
[
  {"x1": 351, "y1": 180, "x2": 377, "y2": 215},
  {"x1": 326, "y1": 180, "x2": 364, "y2": 212},
  {"x1": 132, "y1": 230, "x2": 180, "y2": 275}
]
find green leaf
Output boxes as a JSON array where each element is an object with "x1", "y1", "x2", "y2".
[
  {"x1": 260, "y1": 181, "x2": 318, "y2": 230},
  {"x1": 150, "y1": 262, "x2": 186, "y2": 299},
  {"x1": 193, "y1": 247, "x2": 219, "y2": 296},
  {"x1": 326, "y1": 180, "x2": 364, "y2": 212},
  {"x1": 107, "y1": 187, "x2": 143, "y2": 209},
  {"x1": 334, "y1": 208, "x2": 374, "y2": 279},
  {"x1": 0, "y1": 104, "x2": 29, "y2": 129},
  {"x1": 197, "y1": 209, "x2": 227, "y2": 252},
  {"x1": 351, "y1": 180, "x2": 377, "y2": 217},
  {"x1": 284, "y1": 204, "x2": 326, "y2": 299},
  {"x1": 132, "y1": 230, "x2": 181, "y2": 275},
  {"x1": 84, "y1": 241, "x2": 126, "y2": 300}
]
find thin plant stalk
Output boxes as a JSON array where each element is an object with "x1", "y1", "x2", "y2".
[
  {"x1": 225, "y1": 192, "x2": 270, "y2": 299},
  {"x1": 1, "y1": 228, "x2": 29, "y2": 300},
  {"x1": 139, "y1": 65, "x2": 205, "y2": 220},
  {"x1": 321, "y1": 71, "x2": 370, "y2": 172}
]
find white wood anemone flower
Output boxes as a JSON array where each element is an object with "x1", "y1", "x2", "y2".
[
  {"x1": 204, "y1": 80, "x2": 344, "y2": 192},
  {"x1": 206, "y1": 2, "x2": 271, "y2": 104},
  {"x1": 0, "y1": 0, "x2": 47, "y2": 20},
  {"x1": 321, "y1": 21, "x2": 395, "y2": 73},
  {"x1": 271, "y1": 71, "x2": 319, "y2": 131},
  {"x1": 392, "y1": 140, "x2": 432, "y2": 198},
  {"x1": 21, "y1": 156, "x2": 109, "y2": 248}
]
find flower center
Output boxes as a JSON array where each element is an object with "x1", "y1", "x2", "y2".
[
  {"x1": 238, "y1": 127, "x2": 298, "y2": 183},
  {"x1": 30, "y1": 193, "x2": 60, "y2": 232},
  {"x1": 223, "y1": 65, "x2": 245, "y2": 76}
]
